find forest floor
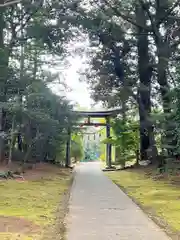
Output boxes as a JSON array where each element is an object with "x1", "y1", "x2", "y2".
[
  {"x1": 0, "y1": 163, "x2": 72, "y2": 240},
  {"x1": 107, "y1": 167, "x2": 180, "y2": 239}
]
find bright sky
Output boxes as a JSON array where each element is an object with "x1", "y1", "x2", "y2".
[
  {"x1": 64, "y1": 56, "x2": 93, "y2": 108},
  {"x1": 50, "y1": 55, "x2": 96, "y2": 109},
  {"x1": 50, "y1": 37, "x2": 103, "y2": 110},
  {"x1": 49, "y1": 55, "x2": 92, "y2": 109}
]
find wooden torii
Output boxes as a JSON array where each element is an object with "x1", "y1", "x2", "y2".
[{"x1": 65, "y1": 109, "x2": 120, "y2": 169}]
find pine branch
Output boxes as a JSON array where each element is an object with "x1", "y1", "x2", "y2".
[
  {"x1": 171, "y1": 38, "x2": 180, "y2": 50},
  {"x1": 157, "y1": 0, "x2": 180, "y2": 25},
  {"x1": 8, "y1": 0, "x2": 44, "y2": 49},
  {"x1": 102, "y1": 0, "x2": 150, "y2": 31},
  {"x1": 16, "y1": 0, "x2": 44, "y2": 35},
  {"x1": 0, "y1": 0, "x2": 21, "y2": 7},
  {"x1": 138, "y1": 0, "x2": 160, "y2": 41}
]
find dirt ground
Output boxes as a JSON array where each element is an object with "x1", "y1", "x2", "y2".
[
  {"x1": 132, "y1": 165, "x2": 180, "y2": 185},
  {"x1": 0, "y1": 162, "x2": 72, "y2": 239},
  {"x1": 0, "y1": 162, "x2": 71, "y2": 181},
  {"x1": 0, "y1": 216, "x2": 41, "y2": 235}
]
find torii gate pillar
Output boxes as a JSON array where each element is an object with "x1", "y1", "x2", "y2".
[
  {"x1": 106, "y1": 116, "x2": 112, "y2": 168},
  {"x1": 65, "y1": 127, "x2": 71, "y2": 167}
]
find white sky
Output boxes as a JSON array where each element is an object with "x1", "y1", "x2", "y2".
[
  {"x1": 50, "y1": 38, "x2": 103, "y2": 110},
  {"x1": 64, "y1": 56, "x2": 93, "y2": 108},
  {"x1": 50, "y1": 55, "x2": 94, "y2": 109}
]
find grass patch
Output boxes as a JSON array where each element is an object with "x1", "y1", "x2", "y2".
[
  {"x1": 0, "y1": 164, "x2": 72, "y2": 240},
  {"x1": 107, "y1": 169, "x2": 180, "y2": 237},
  {"x1": 0, "y1": 233, "x2": 39, "y2": 240}
]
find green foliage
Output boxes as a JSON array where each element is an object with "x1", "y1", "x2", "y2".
[
  {"x1": 1, "y1": 0, "x2": 180, "y2": 169},
  {"x1": 84, "y1": 142, "x2": 100, "y2": 161},
  {"x1": 71, "y1": 134, "x2": 84, "y2": 162},
  {"x1": 59, "y1": 0, "x2": 180, "y2": 165},
  {"x1": 102, "y1": 119, "x2": 139, "y2": 166},
  {"x1": 0, "y1": 0, "x2": 78, "y2": 164}
]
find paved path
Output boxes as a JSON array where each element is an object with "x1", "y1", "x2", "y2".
[{"x1": 66, "y1": 162, "x2": 170, "y2": 240}]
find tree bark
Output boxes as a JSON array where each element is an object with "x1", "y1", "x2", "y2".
[
  {"x1": 0, "y1": 10, "x2": 7, "y2": 161},
  {"x1": 155, "y1": 0, "x2": 173, "y2": 156},
  {"x1": 136, "y1": 4, "x2": 157, "y2": 162},
  {"x1": 8, "y1": 115, "x2": 16, "y2": 164}
]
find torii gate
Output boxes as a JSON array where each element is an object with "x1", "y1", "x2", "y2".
[{"x1": 65, "y1": 109, "x2": 120, "y2": 169}]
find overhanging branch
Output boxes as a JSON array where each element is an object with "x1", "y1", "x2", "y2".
[
  {"x1": 138, "y1": 0, "x2": 159, "y2": 40},
  {"x1": 157, "y1": 0, "x2": 180, "y2": 25},
  {"x1": 102, "y1": 0, "x2": 150, "y2": 31},
  {"x1": 0, "y1": 0, "x2": 21, "y2": 7}
]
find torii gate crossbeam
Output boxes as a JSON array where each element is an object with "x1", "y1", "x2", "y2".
[{"x1": 65, "y1": 109, "x2": 121, "y2": 168}]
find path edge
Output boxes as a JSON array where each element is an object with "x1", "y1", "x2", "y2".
[
  {"x1": 106, "y1": 176, "x2": 177, "y2": 240},
  {"x1": 62, "y1": 166, "x2": 76, "y2": 240},
  {"x1": 41, "y1": 167, "x2": 76, "y2": 240}
]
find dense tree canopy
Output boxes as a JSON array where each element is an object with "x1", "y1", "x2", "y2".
[
  {"x1": 0, "y1": 0, "x2": 80, "y2": 165},
  {"x1": 60, "y1": 0, "x2": 180, "y2": 167},
  {"x1": 1, "y1": 0, "x2": 180, "y2": 169}
]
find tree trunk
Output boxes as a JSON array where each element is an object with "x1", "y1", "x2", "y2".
[
  {"x1": 155, "y1": 0, "x2": 173, "y2": 157},
  {"x1": 121, "y1": 95, "x2": 126, "y2": 162},
  {"x1": 8, "y1": 115, "x2": 16, "y2": 164},
  {"x1": 0, "y1": 10, "x2": 7, "y2": 162},
  {"x1": 0, "y1": 10, "x2": 4, "y2": 161},
  {"x1": 17, "y1": 11, "x2": 25, "y2": 152},
  {"x1": 157, "y1": 42, "x2": 172, "y2": 156},
  {"x1": 156, "y1": 40, "x2": 171, "y2": 114},
  {"x1": 136, "y1": 4, "x2": 157, "y2": 162},
  {"x1": 17, "y1": 132, "x2": 23, "y2": 151}
]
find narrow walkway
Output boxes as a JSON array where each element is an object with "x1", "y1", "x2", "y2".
[{"x1": 66, "y1": 162, "x2": 170, "y2": 240}]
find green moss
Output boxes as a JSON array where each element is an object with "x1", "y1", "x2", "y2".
[
  {"x1": 0, "y1": 169, "x2": 72, "y2": 240},
  {"x1": 0, "y1": 233, "x2": 39, "y2": 240},
  {"x1": 107, "y1": 170, "x2": 180, "y2": 232}
]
